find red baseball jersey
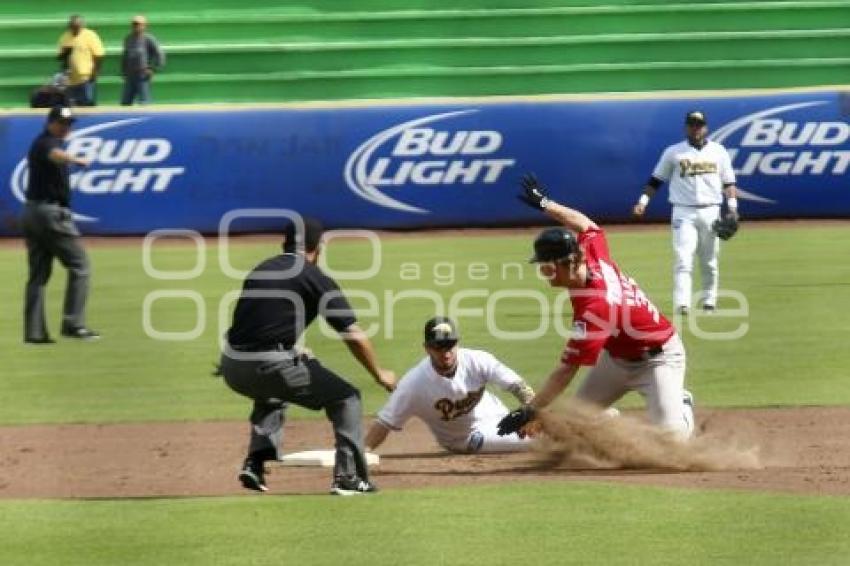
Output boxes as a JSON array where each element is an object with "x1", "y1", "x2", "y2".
[{"x1": 562, "y1": 226, "x2": 675, "y2": 366}]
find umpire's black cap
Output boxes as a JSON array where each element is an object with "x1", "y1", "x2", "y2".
[
  {"x1": 424, "y1": 316, "x2": 460, "y2": 347},
  {"x1": 685, "y1": 110, "x2": 707, "y2": 125},
  {"x1": 47, "y1": 106, "x2": 76, "y2": 124},
  {"x1": 529, "y1": 227, "x2": 580, "y2": 263},
  {"x1": 282, "y1": 216, "x2": 324, "y2": 253}
]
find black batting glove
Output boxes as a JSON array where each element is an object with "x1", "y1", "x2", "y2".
[
  {"x1": 518, "y1": 173, "x2": 551, "y2": 210},
  {"x1": 497, "y1": 405, "x2": 536, "y2": 436}
]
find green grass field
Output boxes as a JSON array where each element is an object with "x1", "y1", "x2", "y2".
[
  {"x1": 2, "y1": 483, "x2": 849, "y2": 566},
  {"x1": 1, "y1": 223, "x2": 849, "y2": 565},
  {"x1": 1, "y1": 224, "x2": 849, "y2": 424}
]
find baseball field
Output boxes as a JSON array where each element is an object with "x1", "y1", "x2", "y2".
[{"x1": 1, "y1": 221, "x2": 849, "y2": 565}]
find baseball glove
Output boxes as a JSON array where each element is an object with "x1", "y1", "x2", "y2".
[
  {"x1": 518, "y1": 419, "x2": 543, "y2": 439},
  {"x1": 497, "y1": 405, "x2": 536, "y2": 436},
  {"x1": 712, "y1": 214, "x2": 739, "y2": 241}
]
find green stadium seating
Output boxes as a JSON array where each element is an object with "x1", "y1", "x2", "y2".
[{"x1": 1, "y1": 1, "x2": 849, "y2": 107}]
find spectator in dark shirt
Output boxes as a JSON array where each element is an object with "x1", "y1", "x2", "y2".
[
  {"x1": 120, "y1": 15, "x2": 165, "y2": 105},
  {"x1": 22, "y1": 106, "x2": 100, "y2": 343},
  {"x1": 219, "y1": 217, "x2": 396, "y2": 495}
]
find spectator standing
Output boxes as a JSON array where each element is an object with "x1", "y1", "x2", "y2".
[
  {"x1": 57, "y1": 15, "x2": 104, "y2": 106},
  {"x1": 121, "y1": 15, "x2": 166, "y2": 105}
]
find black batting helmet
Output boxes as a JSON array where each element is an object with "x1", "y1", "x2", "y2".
[{"x1": 529, "y1": 228, "x2": 580, "y2": 263}]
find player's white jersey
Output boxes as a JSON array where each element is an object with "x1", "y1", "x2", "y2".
[
  {"x1": 652, "y1": 140, "x2": 736, "y2": 206},
  {"x1": 376, "y1": 348, "x2": 523, "y2": 451}
]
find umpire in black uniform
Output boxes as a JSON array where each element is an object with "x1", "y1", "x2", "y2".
[
  {"x1": 220, "y1": 217, "x2": 396, "y2": 495},
  {"x1": 22, "y1": 106, "x2": 99, "y2": 343}
]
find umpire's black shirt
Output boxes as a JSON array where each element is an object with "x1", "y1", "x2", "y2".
[
  {"x1": 227, "y1": 254, "x2": 357, "y2": 349},
  {"x1": 26, "y1": 130, "x2": 70, "y2": 206}
]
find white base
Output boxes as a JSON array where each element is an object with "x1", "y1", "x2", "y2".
[{"x1": 278, "y1": 449, "x2": 379, "y2": 468}]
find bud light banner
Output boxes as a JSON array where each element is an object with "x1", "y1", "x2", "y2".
[{"x1": 1, "y1": 88, "x2": 848, "y2": 235}]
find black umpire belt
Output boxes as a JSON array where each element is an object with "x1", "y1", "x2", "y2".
[
  {"x1": 229, "y1": 342, "x2": 295, "y2": 353},
  {"x1": 27, "y1": 199, "x2": 68, "y2": 206},
  {"x1": 621, "y1": 345, "x2": 664, "y2": 363}
]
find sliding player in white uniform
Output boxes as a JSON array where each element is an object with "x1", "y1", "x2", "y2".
[
  {"x1": 365, "y1": 317, "x2": 536, "y2": 454},
  {"x1": 633, "y1": 110, "x2": 740, "y2": 315}
]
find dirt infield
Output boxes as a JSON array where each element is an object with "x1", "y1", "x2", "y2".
[{"x1": 1, "y1": 406, "x2": 848, "y2": 499}]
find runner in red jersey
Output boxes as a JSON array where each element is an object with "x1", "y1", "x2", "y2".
[
  {"x1": 498, "y1": 175, "x2": 695, "y2": 439},
  {"x1": 562, "y1": 224, "x2": 674, "y2": 366}
]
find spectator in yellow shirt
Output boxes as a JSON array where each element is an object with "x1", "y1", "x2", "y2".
[{"x1": 57, "y1": 15, "x2": 105, "y2": 106}]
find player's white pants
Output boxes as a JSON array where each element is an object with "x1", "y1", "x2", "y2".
[
  {"x1": 442, "y1": 416, "x2": 534, "y2": 454},
  {"x1": 671, "y1": 204, "x2": 721, "y2": 309},
  {"x1": 574, "y1": 334, "x2": 694, "y2": 439},
  {"x1": 466, "y1": 421, "x2": 534, "y2": 453}
]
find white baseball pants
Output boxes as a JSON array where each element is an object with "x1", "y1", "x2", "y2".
[
  {"x1": 464, "y1": 420, "x2": 534, "y2": 453},
  {"x1": 671, "y1": 204, "x2": 721, "y2": 309},
  {"x1": 441, "y1": 402, "x2": 534, "y2": 454},
  {"x1": 574, "y1": 334, "x2": 694, "y2": 439}
]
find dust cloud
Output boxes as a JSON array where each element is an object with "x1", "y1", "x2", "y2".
[{"x1": 534, "y1": 402, "x2": 762, "y2": 472}]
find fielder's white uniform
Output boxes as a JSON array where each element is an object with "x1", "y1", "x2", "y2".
[
  {"x1": 651, "y1": 140, "x2": 736, "y2": 309},
  {"x1": 376, "y1": 348, "x2": 532, "y2": 453}
]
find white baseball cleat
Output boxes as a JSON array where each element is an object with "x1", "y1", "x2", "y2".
[
  {"x1": 682, "y1": 390, "x2": 696, "y2": 438},
  {"x1": 602, "y1": 406, "x2": 621, "y2": 419},
  {"x1": 330, "y1": 476, "x2": 379, "y2": 496}
]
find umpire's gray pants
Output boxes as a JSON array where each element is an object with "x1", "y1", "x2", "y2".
[
  {"x1": 21, "y1": 202, "x2": 90, "y2": 340},
  {"x1": 220, "y1": 350, "x2": 370, "y2": 482}
]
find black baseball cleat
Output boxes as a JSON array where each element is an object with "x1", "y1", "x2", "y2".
[
  {"x1": 61, "y1": 326, "x2": 101, "y2": 341},
  {"x1": 330, "y1": 476, "x2": 379, "y2": 496},
  {"x1": 675, "y1": 306, "x2": 689, "y2": 316},
  {"x1": 702, "y1": 305, "x2": 716, "y2": 313},
  {"x1": 238, "y1": 460, "x2": 268, "y2": 493},
  {"x1": 24, "y1": 336, "x2": 56, "y2": 345}
]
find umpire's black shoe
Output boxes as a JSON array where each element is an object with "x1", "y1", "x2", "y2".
[
  {"x1": 238, "y1": 459, "x2": 268, "y2": 493},
  {"x1": 24, "y1": 336, "x2": 56, "y2": 345},
  {"x1": 61, "y1": 326, "x2": 101, "y2": 341},
  {"x1": 330, "y1": 476, "x2": 379, "y2": 496}
]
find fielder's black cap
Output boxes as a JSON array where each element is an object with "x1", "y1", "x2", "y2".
[
  {"x1": 47, "y1": 106, "x2": 76, "y2": 124},
  {"x1": 282, "y1": 216, "x2": 324, "y2": 253},
  {"x1": 424, "y1": 316, "x2": 460, "y2": 347},
  {"x1": 529, "y1": 227, "x2": 580, "y2": 263},
  {"x1": 685, "y1": 110, "x2": 707, "y2": 125}
]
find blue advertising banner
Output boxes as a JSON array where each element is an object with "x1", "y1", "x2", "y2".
[{"x1": 1, "y1": 88, "x2": 848, "y2": 235}]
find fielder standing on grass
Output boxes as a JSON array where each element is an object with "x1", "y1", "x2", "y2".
[
  {"x1": 632, "y1": 110, "x2": 740, "y2": 315},
  {"x1": 219, "y1": 217, "x2": 396, "y2": 495},
  {"x1": 497, "y1": 175, "x2": 694, "y2": 441},
  {"x1": 365, "y1": 316, "x2": 535, "y2": 455},
  {"x1": 22, "y1": 106, "x2": 99, "y2": 343}
]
